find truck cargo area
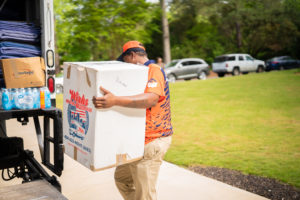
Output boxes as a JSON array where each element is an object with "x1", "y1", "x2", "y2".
[{"x1": 0, "y1": 0, "x2": 40, "y2": 24}]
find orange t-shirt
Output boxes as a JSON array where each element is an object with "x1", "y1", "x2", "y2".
[{"x1": 144, "y1": 63, "x2": 173, "y2": 144}]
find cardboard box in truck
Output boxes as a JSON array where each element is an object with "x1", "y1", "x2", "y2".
[
  {"x1": 0, "y1": 57, "x2": 45, "y2": 88},
  {"x1": 63, "y1": 61, "x2": 148, "y2": 171}
]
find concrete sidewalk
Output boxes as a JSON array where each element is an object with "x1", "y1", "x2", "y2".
[{"x1": 1, "y1": 118, "x2": 268, "y2": 200}]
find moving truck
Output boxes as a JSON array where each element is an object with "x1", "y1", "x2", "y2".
[
  {"x1": 0, "y1": 0, "x2": 65, "y2": 197},
  {"x1": 0, "y1": 0, "x2": 56, "y2": 104}
]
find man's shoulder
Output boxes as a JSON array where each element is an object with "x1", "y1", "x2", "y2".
[{"x1": 148, "y1": 63, "x2": 162, "y2": 70}]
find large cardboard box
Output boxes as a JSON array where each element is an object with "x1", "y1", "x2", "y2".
[
  {"x1": 63, "y1": 61, "x2": 148, "y2": 171},
  {"x1": 0, "y1": 57, "x2": 45, "y2": 88}
]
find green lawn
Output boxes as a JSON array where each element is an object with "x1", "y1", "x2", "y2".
[
  {"x1": 165, "y1": 69, "x2": 300, "y2": 188},
  {"x1": 56, "y1": 93, "x2": 63, "y2": 110},
  {"x1": 56, "y1": 69, "x2": 300, "y2": 188}
]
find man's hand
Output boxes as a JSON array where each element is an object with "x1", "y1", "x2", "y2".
[{"x1": 92, "y1": 87, "x2": 116, "y2": 109}]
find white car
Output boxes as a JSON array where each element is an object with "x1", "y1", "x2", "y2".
[
  {"x1": 212, "y1": 54, "x2": 265, "y2": 77},
  {"x1": 55, "y1": 76, "x2": 63, "y2": 94}
]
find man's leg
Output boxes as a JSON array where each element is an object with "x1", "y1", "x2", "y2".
[
  {"x1": 130, "y1": 136, "x2": 172, "y2": 200},
  {"x1": 114, "y1": 163, "x2": 136, "y2": 200}
]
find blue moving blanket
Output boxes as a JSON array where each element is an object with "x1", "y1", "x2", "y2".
[
  {"x1": 0, "y1": 20, "x2": 40, "y2": 33},
  {"x1": 0, "y1": 41, "x2": 41, "y2": 58},
  {"x1": 0, "y1": 20, "x2": 40, "y2": 43},
  {"x1": 0, "y1": 29, "x2": 40, "y2": 43}
]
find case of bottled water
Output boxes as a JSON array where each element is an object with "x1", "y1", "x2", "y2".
[{"x1": 0, "y1": 87, "x2": 50, "y2": 110}]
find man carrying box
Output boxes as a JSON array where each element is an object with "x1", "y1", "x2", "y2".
[{"x1": 92, "y1": 41, "x2": 173, "y2": 200}]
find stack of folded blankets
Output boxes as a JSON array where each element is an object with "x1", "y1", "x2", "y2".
[
  {"x1": 0, "y1": 20, "x2": 41, "y2": 88},
  {"x1": 0, "y1": 41, "x2": 41, "y2": 59}
]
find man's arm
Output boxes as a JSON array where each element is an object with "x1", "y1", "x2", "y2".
[{"x1": 92, "y1": 87, "x2": 159, "y2": 109}]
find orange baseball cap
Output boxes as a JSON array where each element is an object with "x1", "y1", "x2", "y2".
[{"x1": 117, "y1": 41, "x2": 146, "y2": 61}]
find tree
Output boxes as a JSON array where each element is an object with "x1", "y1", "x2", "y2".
[
  {"x1": 168, "y1": 0, "x2": 225, "y2": 63},
  {"x1": 160, "y1": 0, "x2": 171, "y2": 63},
  {"x1": 54, "y1": 0, "x2": 153, "y2": 62},
  {"x1": 54, "y1": 0, "x2": 300, "y2": 64},
  {"x1": 143, "y1": 4, "x2": 164, "y2": 60}
]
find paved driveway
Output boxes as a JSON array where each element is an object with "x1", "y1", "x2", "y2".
[{"x1": 1, "y1": 118, "x2": 268, "y2": 200}]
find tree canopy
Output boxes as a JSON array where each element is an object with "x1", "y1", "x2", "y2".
[{"x1": 54, "y1": 0, "x2": 300, "y2": 64}]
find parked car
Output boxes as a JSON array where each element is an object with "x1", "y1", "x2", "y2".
[
  {"x1": 212, "y1": 54, "x2": 265, "y2": 77},
  {"x1": 55, "y1": 76, "x2": 63, "y2": 94},
  {"x1": 265, "y1": 56, "x2": 300, "y2": 71},
  {"x1": 164, "y1": 58, "x2": 210, "y2": 83}
]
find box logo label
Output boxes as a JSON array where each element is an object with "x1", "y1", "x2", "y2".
[{"x1": 66, "y1": 90, "x2": 92, "y2": 140}]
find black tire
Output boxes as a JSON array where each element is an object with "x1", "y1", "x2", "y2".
[
  {"x1": 279, "y1": 66, "x2": 284, "y2": 70},
  {"x1": 232, "y1": 67, "x2": 240, "y2": 76},
  {"x1": 167, "y1": 74, "x2": 176, "y2": 83},
  {"x1": 197, "y1": 71, "x2": 207, "y2": 80},
  {"x1": 256, "y1": 65, "x2": 264, "y2": 73},
  {"x1": 217, "y1": 73, "x2": 225, "y2": 77}
]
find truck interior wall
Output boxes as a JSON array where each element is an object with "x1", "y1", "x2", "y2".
[{"x1": 0, "y1": 0, "x2": 40, "y2": 25}]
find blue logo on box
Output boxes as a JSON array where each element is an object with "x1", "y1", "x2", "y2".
[{"x1": 66, "y1": 90, "x2": 92, "y2": 140}]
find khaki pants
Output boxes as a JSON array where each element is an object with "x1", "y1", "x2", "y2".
[{"x1": 114, "y1": 136, "x2": 172, "y2": 200}]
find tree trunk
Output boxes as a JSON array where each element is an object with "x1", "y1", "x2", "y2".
[
  {"x1": 236, "y1": 21, "x2": 242, "y2": 50},
  {"x1": 160, "y1": 0, "x2": 171, "y2": 64}
]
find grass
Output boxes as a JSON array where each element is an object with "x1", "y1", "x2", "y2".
[
  {"x1": 165, "y1": 69, "x2": 300, "y2": 188},
  {"x1": 56, "y1": 93, "x2": 63, "y2": 110},
  {"x1": 56, "y1": 69, "x2": 300, "y2": 188}
]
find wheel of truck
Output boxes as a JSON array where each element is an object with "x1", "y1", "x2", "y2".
[
  {"x1": 167, "y1": 74, "x2": 176, "y2": 83},
  {"x1": 197, "y1": 71, "x2": 207, "y2": 80},
  {"x1": 256, "y1": 66, "x2": 264, "y2": 73},
  {"x1": 232, "y1": 67, "x2": 240, "y2": 76},
  {"x1": 217, "y1": 73, "x2": 225, "y2": 77}
]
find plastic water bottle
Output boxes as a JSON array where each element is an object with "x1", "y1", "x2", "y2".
[
  {"x1": 10, "y1": 88, "x2": 17, "y2": 109},
  {"x1": 14, "y1": 88, "x2": 24, "y2": 109},
  {"x1": 23, "y1": 88, "x2": 34, "y2": 109},
  {"x1": 7, "y1": 89, "x2": 13, "y2": 108},
  {"x1": 13, "y1": 88, "x2": 20, "y2": 109},
  {"x1": 32, "y1": 88, "x2": 40, "y2": 109},
  {"x1": 44, "y1": 87, "x2": 51, "y2": 108},
  {"x1": 12, "y1": 88, "x2": 19, "y2": 109},
  {"x1": 17, "y1": 88, "x2": 26, "y2": 109},
  {"x1": 2, "y1": 88, "x2": 12, "y2": 110}
]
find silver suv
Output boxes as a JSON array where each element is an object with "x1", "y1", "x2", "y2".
[{"x1": 164, "y1": 58, "x2": 210, "y2": 82}]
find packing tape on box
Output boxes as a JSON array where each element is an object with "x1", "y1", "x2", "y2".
[
  {"x1": 74, "y1": 146, "x2": 78, "y2": 161},
  {"x1": 67, "y1": 65, "x2": 71, "y2": 79},
  {"x1": 66, "y1": 64, "x2": 91, "y2": 87},
  {"x1": 116, "y1": 154, "x2": 128, "y2": 165},
  {"x1": 85, "y1": 68, "x2": 91, "y2": 87}
]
